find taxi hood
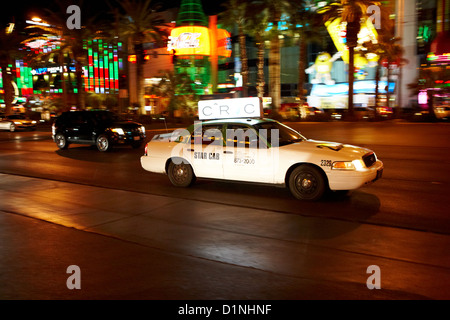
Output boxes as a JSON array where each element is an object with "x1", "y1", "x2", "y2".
[{"x1": 282, "y1": 139, "x2": 373, "y2": 159}]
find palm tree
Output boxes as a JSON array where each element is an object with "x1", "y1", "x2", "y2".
[
  {"x1": 26, "y1": 1, "x2": 102, "y2": 110},
  {"x1": 0, "y1": 23, "x2": 28, "y2": 115},
  {"x1": 364, "y1": 37, "x2": 405, "y2": 116},
  {"x1": 260, "y1": 0, "x2": 292, "y2": 112},
  {"x1": 383, "y1": 37, "x2": 405, "y2": 115},
  {"x1": 361, "y1": 6, "x2": 389, "y2": 112},
  {"x1": 319, "y1": 0, "x2": 379, "y2": 119},
  {"x1": 361, "y1": 40, "x2": 382, "y2": 116},
  {"x1": 289, "y1": 1, "x2": 325, "y2": 102},
  {"x1": 149, "y1": 70, "x2": 197, "y2": 119},
  {"x1": 114, "y1": 0, "x2": 168, "y2": 113},
  {"x1": 219, "y1": 0, "x2": 250, "y2": 97},
  {"x1": 246, "y1": 5, "x2": 270, "y2": 99}
]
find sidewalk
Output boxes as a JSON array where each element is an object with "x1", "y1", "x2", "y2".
[{"x1": 1, "y1": 173, "x2": 364, "y2": 300}]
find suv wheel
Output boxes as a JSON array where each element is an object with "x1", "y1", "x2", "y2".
[
  {"x1": 9, "y1": 123, "x2": 15, "y2": 132},
  {"x1": 96, "y1": 134, "x2": 111, "y2": 152},
  {"x1": 55, "y1": 133, "x2": 69, "y2": 149}
]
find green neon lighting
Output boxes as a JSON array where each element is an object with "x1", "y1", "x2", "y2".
[{"x1": 177, "y1": 0, "x2": 208, "y2": 26}]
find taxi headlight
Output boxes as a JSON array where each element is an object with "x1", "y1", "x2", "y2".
[
  {"x1": 332, "y1": 160, "x2": 365, "y2": 171},
  {"x1": 111, "y1": 128, "x2": 125, "y2": 135},
  {"x1": 352, "y1": 159, "x2": 365, "y2": 170},
  {"x1": 332, "y1": 161, "x2": 356, "y2": 170},
  {"x1": 14, "y1": 121, "x2": 22, "y2": 125}
]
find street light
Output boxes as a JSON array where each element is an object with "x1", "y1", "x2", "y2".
[{"x1": 26, "y1": 16, "x2": 51, "y2": 27}]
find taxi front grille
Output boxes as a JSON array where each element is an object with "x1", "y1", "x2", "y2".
[{"x1": 363, "y1": 152, "x2": 376, "y2": 168}]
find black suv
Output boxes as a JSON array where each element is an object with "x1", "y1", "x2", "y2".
[{"x1": 52, "y1": 110, "x2": 146, "y2": 152}]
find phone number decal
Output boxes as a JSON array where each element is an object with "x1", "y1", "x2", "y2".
[{"x1": 234, "y1": 158, "x2": 255, "y2": 165}]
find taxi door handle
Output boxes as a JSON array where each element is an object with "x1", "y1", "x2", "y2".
[
  {"x1": 187, "y1": 148, "x2": 194, "y2": 152},
  {"x1": 223, "y1": 151, "x2": 233, "y2": 154}
]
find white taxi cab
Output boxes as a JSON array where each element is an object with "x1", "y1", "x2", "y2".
[{"x1": 140, "y1": 98, "x2": 383, "y2": 201}]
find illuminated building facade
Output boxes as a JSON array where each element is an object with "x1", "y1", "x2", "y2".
[
  {"x1": 133, "y1": 1, "x2": 232, "y2": 115},
  {"x1": 418, "y1": 0, "x2": 450, "y2": 114},
  {"x1": 0, "y1": 61, "x2": 33, "y2": 106},
  {"x1": 131, "y1": 0, "x2": 446, "y2": 113},
  {"x1": 1, "y1": 19, "x2": 125, "y2": 113},
  {"x1": 169, "y1": 0, "x2": 232, "y2": 95}
]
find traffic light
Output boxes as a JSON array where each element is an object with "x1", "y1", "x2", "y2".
[
  {"x1": 172, "y1": 50, "x2": 177, "y2": 64},
  {"x1": 119, "y1": 74, "x2": 127, "y2": 88}
]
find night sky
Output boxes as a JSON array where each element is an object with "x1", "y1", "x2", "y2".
[{"x1": 1, "y1": 0, "x2": 227, "y2": 27}]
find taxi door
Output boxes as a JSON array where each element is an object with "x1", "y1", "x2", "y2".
[
  {"x1": 187, "y1": 123, "x2": 224, "y2": 179},
  {"x1": 222, "y1": 124, "x2": 274, "y2": 183}
]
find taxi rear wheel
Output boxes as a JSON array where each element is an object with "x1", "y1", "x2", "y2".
[
  {"x1": 168, "y1": 160, "x2": 194, "y2": 187},
  {"x1": 288, "y1": 164, "x2": 327, "y2": 201}
]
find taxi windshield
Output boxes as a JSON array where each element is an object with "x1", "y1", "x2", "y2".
[{"x1": 254, "y1": 122, "x2": 306, "y2": 147}]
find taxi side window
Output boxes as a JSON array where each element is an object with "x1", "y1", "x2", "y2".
[
  {"x1": 191, "y1": 125, "x2": 223, "y2": 146},
  {"x1": 226, "y1": 125, "x2": 259, "y2": 148}
]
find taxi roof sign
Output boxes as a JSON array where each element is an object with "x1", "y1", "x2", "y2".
[{"x1": 198, "y1": 97, "x2": 261, "y2": 120}]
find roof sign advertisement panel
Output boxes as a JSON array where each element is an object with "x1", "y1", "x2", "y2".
[{"x1": 198, "y1": 97, "x2": 261, "y2": 120}]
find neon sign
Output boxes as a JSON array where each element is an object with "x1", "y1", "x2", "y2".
[
  {"x1": 427, "y1": 53, "x2": 450, "y2": 62},
  {"x1": 167, "y1": 26, "x2": 231, "y2": 57},
  {"x1": 168, "y1": 26, "x2": 210, "y2": 56},
  {"x1": 217, "y1": 29, "x2": 232, "y2": 58},
  {"x1": 85, "y1": 39, "x2": 121, "y2": 94},
  {"x1": 169, "y1": 32, "x2": 202, "y2": 49},
  {"x1": 418, "y1": 90, "x2": 428, "y2": 104},
  {"x1": 31, "y1": 66, "x2": 76, "y2": 75}
]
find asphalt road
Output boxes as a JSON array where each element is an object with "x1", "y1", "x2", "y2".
[
  {"x1": 1, "y1": 120, "x2": 449, "y2": 300},
  {"x1": 1, "y1": 120, "x2": 449, "y2": 234}
]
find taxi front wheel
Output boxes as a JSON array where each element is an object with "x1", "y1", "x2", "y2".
[
  {"x1": 288, "y1": 164, "x2": 327, "y2": 201},
  {"x1": 168, "y1": 160, "x2": 195, "y2": 187}
]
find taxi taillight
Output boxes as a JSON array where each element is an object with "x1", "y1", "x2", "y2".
[{"x1": 144, "y1": 143, "x2": 148, "y2": 156}]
